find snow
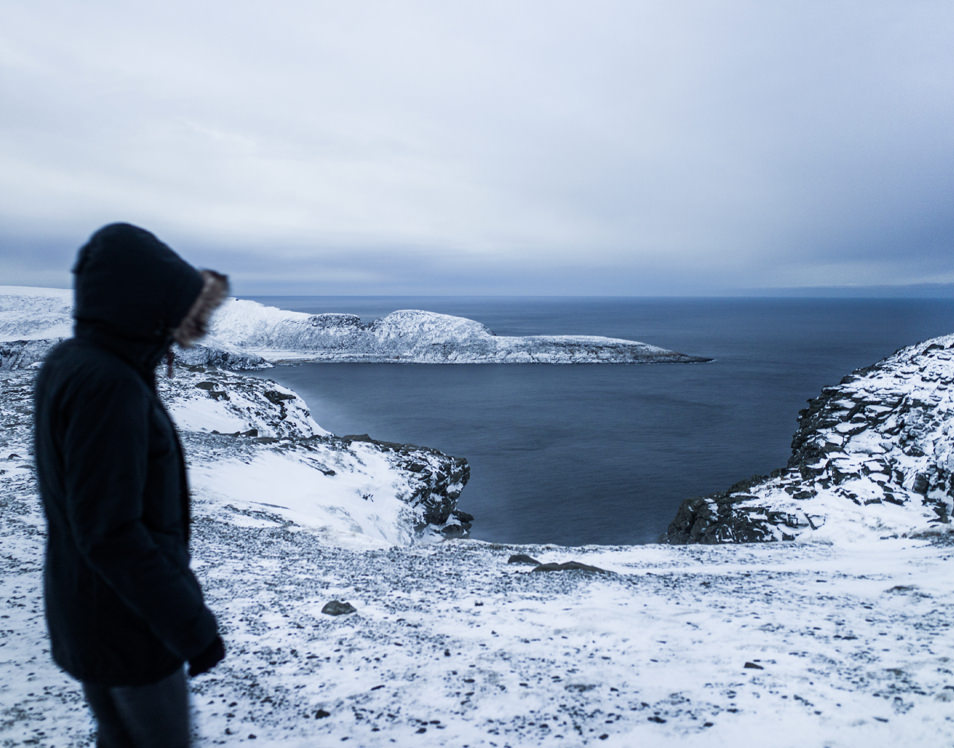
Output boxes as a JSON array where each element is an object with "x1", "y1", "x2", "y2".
[
  {"x1": 3, "y1": 488, "x2": 954, "y2": 746},
  {"x1": 191, "y1": 449, "x2": 414, "y2": 547},
  {"x1": 0, "y1": 287, "x2": 707, "y2": 365},
  {"x1": 204, "y1": 299, "x2": 706, "y2": 364},
  {"x1": 2, "y1": 288, "x2": 954, "y2": 745},
  {"x1": 161, "y1": 373, "x2": 326, "y2": 439},
  {"x1": 0, "y1": 285, "x2": 72, "y2": 341},
  {"x1": 668, "y1": 334, "x2": 954, "y2": 545}
]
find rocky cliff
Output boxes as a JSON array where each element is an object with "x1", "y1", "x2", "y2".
[{"x1": 667, "y1": 335, "x2": 954, "y2": 543}]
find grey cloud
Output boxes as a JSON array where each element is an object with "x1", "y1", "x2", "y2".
[{"x1": 1, "y1": 0, "x2": 952, "y2": 294}]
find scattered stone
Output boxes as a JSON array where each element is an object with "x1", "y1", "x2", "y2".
[
  {"x1": 321, "y1": 600, "x2": 357, "y2": 616},
  {"x1": 507, "y1": 554, "x2": 541, "y2": 566},
  {"x1": 565, "y1": 683, "x2": 596, "y2": 692}
]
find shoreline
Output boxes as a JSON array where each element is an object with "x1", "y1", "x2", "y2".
[{"x1": 2, "y1": 303, "x2": 954, "y2": 742}]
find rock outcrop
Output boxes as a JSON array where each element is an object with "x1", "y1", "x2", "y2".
[{"x1": 666, "y1": 335, "x2": 954, "y2": 543}]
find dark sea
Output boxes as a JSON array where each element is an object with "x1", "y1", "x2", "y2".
[{"x1": 245, "y1": 296, "x2": 954, "y2": 546}]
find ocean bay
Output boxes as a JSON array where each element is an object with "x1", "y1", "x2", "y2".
[{"x1": 249, "y1": 297, "x2": 954, "y2": 545}]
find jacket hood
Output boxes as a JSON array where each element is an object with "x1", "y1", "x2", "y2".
[{"x1": 73, "y1": 223, "x2": 205, "y2": 343}]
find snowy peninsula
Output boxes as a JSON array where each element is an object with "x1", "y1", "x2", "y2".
[
  {"x1": 2, "y1": 286, "x2": 953, "y2": 746},
  {"x1": 0, "y1": 286, "x2": 709, "y2": 367}
]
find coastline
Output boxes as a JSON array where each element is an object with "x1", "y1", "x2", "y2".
[{"x1": 2, "y1": 288, "x2": 954, "y2": 745}]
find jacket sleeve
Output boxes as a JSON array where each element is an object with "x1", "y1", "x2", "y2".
[{"x1": 60, "y1": 369, "x2": 219, "y2": 661}]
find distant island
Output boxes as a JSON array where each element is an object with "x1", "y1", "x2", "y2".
[{"x1": 0, "y1": 287, "x2": 711, "y2": 367}]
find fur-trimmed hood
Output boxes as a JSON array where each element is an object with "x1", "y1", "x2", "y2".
[
  {"x1": 72, "y1": 223, "x2": 229, "y2": 375},
  {"x1": 173, "y1": 269, "x2": 229, "y2": 348}
]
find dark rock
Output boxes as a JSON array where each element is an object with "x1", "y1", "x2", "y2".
[
  {"x1": 744, "y1": 661, "x2": 765, "y2": 670},
  {"x1": 507, "y1": 554, "x2": 541, "y2": 566},
  {"x1": 667, "y1": 336, "x2": 954, "y2": 544},
  {"x1": 0, "y1": 339, "x2": 57, "y2": 370},
  {"x1": 321, "y1": 600, "x2": 356, "y2": 616},
  {"x1": 264, "y1": 389, "x2": 296, "y2": 404},
  {"x1": 440, "y1": 524, "x2": 467, "y2": 539},
  {"x1": 531, "y1": 561, "x2": 612, "y2": 574},
  {"x1": 664, "y1": 492, "x2": 788, "y2": 545}
]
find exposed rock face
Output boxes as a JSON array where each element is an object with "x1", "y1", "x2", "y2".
[
  {"x1": 340, "y1": 434, "x2": 471, "y2": 535},
  {"x1": 0, "y1": 339, "x2": 57, "y2": 370},
  {"x1": 667, "y1": 335, "x2": 954, "y2": 544}
]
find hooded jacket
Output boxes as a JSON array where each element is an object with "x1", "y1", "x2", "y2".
[{"x1": 33, "y1": 223, "x2": 224, "y2": 686}]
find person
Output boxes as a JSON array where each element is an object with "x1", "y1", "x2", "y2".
[{"x1": 33, "y1": 223, "x2": 230, "y2": 747}]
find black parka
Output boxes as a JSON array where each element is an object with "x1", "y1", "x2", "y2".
[{"x1": 33, "y1": 223, "x2": 220, "y2": 686}]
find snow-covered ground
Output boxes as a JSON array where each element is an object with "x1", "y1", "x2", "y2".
[
  {"x1": 2, "y1": 287, "x2": 953, "y2": 746},
  {"x1": 3, "y1": 458, "x2": 953, "y2": 746}
]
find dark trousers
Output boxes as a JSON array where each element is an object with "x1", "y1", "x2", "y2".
[{"x1": 82, "y1": 668, "x2": 191, "y2": 748}]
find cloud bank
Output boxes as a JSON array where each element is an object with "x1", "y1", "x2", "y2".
[{"x1": 1, "y1": 1, "x2": 952, "y2": 294}]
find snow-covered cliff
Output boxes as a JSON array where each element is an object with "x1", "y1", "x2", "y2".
[
  {"x1": 162, "y1": 367, "x2": 472, "y2": 544},
  {"x1": 205, "y1": 298, "x2": 710, "y2": 364},
  {"x1": 0, "y1": 286, "x2": 475, "y2": 543},
  {"x1": 667, "y1": 335, "x2": 954, "y2": 544},
  {"x1": 1, "y1": 362, "x2": 470, "y2": 546},
  {"x1": 0, "y1": 287, "x2": 709, "y2": 367}
]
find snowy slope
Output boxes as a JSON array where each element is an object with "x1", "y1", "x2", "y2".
[
  {"x1": 667, "y1": 335, "x2": 954, "y2": 543},
  {"x1": 4, "y1": 290, "x2": 954, "y2": 745},
  {"x1": 159, "y1": 368, "x2": 472, "y2": 544},
  {"x1": 3, "y1": 469, "x2": 953, "y2": 746},
  {"x1": 0, "y1": 287, "x2": 709, "y2": 367}
]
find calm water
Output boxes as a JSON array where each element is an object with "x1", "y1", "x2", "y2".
[{"x1": 247, "y1": 297, "x2": 954, "y2": 546}]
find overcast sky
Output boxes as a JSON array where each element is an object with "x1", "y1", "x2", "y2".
[{"x1": 2, "y1": 1, "x2": 952, "y2": 295}]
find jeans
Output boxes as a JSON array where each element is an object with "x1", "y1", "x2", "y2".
[{"x1": 82, "y1": 668, "x2": 191, "y2": 748}]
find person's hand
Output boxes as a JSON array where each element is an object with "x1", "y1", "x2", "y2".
[{"x1": 188, "y1": 636, "x2": 225, "y2": 677}]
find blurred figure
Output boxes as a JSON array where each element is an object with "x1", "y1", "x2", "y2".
[{"x1": 33, "y1": 223, "x2": 229, "y2": 747}]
